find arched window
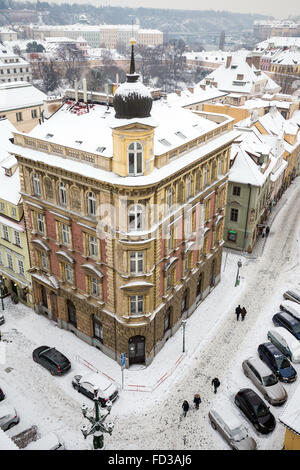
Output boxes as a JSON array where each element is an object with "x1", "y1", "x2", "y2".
[
  {"x1": 33, "y1": 173, "x2": 41, "y2": 196},
  {"x1": 128, "y1": 204, "x2": 144, "y2": 231},
  {"x1": 59, "y1": 182, "x2": 67, "y2": 206},
  {"x1": 87, "y1": 191, "x2": 96, "y2": 216},
  {"x1": 128, "y1": 142, "x2": 143, "y2": 176}
]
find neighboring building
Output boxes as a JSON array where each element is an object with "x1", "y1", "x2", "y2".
[
  {"x1": 0, "y1": 82, "x2": 46, "y2": 133},
  {"x1": 279, "y1": 383, "x2": 300, "y2": 450},
  {"x1": 255, "y1": 36, "x2": 300, "y2": 53},
  {"x1": 225, "y1": 126, "x2": 287, "y2": 252},
  {"x1": 184, "y1": 51, "x2": 232, "y2": 71},
  {"x1": 0, "y1": 29, "x2": 18, "y2": 42},
  {"x1": 10, "y1": 45, "x2": 237, "y2": 367},
  {"x1": 0, "y1": 119, "x2": 33, "y2": 306},
  {"x1": 254, "y1": 20, "x2": 300, "y2": 41},
  {"x1": 0, "y1": 44, "x2": 32, "y2": 84}
]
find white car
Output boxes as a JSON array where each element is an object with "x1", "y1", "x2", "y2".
[
  {"x1": 208, "y1": 402, "x2": 257, "y2": 450},
  {"x1": 280, "y1": 300, "x2": 300, "y2": 321},
  {"x1": 26, "y1": 433, "x2": 65, "y2": 450},
  {"x1": 0, "y1": 403, "x2": 19, "y2": 431},
  {"x1": 72, "y1": 372, "x2": 119, "y2": 407},
  {"x1": 268, "y1": 328, "x2": 300, "y2": 363}
]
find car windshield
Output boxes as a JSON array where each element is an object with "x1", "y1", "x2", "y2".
[
  {"x1": 262, "y1": 374, "x2": 277, "y2": 386},
  {"x1": 232, "y1": 426, "x2": 247, "y2": 442},
  {"x1": 253, "y1": 402, "x2": 269, "y2": 417},
  {"x1": 292, "y1": 324, "x2": 300, "y2": 334},
  {"x1": 276, "y1": 356, "x2": 290, "y2": 369}
]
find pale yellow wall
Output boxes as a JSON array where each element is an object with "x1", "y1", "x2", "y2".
[
  {"x1": 202, "y1": 103, "x2": 250, "y2": 124},
  {"x1": 1, "y1": 105, "x2": 43, "y2": 133}
]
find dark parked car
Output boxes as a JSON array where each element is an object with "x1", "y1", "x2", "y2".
[
  {"x1": 258, "y1": 342, "x2": 297, "y2": 383},
  {"x1": 32, "y1": 346, "x2": 71, "y2": 376},
  {"x1": 272, "y1": 311, "x2": 300, "y2": 340},
  {"x1": 0, "y1": 387, "x2": 4, "y2": 402},
  {"x1": 234, "y1": 388, "x2": 276, "y2": 434},
  {"x1": 283, "y1": 289, "x2": 300, "y2": 304}
]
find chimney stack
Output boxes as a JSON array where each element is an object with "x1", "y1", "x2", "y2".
[
  {"x1": 226, "y1": 55, "x2": 232, "y2": 68},
  {"x1": 74, "y1": 79, "x2": 78, "y2": 102},
  {"x1": 83, "y1": 78, "x2": 87, "y2": 103}
]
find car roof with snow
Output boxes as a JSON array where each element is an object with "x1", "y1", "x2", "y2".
[
  {"x1": 246, "y1": 356, "x2": 274, "y2": 376},
  {"x1": 281, "y1": 300, "x2": 300, "y2": 316},
  {"x1": 79, "y1": 372, "x2": 112, "y2": 390},
  {"x1": 0, "y1": 403, "x2": 15, "y2": 417},
  {"x1": 210, "y1": 402, "x2": 243, "y2": 430},
  {"x1": 270, "y1": 327, "x2": 300, "y2": 348}
]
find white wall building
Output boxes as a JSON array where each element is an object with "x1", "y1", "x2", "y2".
[{"x1": 0, "y1": 45, "x2": 32, "y2": 84}]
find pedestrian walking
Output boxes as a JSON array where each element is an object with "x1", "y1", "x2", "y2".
[
  {"x1": 262, "y1": 226, "x2": 265, "y2": 238},
  {"x1": 193, "y1": 393, "x2": 201, "y2": 410},
  {"x1": 266, "y1": 226, "x2": 270, "y2": 237},
  {"x1": 241, "y1": 307, "x2": 247, "y2": 321},
  {"x1": 182, "y1": 400, "x2": 189, "y2": 417},
  {"x1": 212, "y1": 377, "x2": 220, "y2": 394},
  {"x1": 235, "y1": 305, "x2": 242, "y2": 321}
]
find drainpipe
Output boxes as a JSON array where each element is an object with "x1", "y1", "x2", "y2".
[{"x1": 243, "y1": 184, "x2": 252, "y2": 252}]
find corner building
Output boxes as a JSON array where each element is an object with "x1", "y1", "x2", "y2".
[{"x1": 11, "y1": 47, "x2": 238, "y2": 367}]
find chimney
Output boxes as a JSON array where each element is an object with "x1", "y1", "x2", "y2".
[
  {"x1": 200, "y1": 84, "x2": 206, "y2": 91},
  {"x1": 83, "y1": 78, "x2": 87, "y2": 103},
  {"x1": 226, "y1": 55, "x2": 232, "y2": 68},
  {"x1": 43, "y1": 96, "x2": 63, "y2": 119},
  {"x1": 74, "y1": 79, "x2": 78, "y2": 102},
  {"x1": 175, "y1": 89, "x2": 181, "y2": 96},
  {"x1": 188, "y1": 86, "x2": 194, "y2": 94}
]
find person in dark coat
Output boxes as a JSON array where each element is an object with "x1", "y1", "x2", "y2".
[
  {"x1": 193, "y1": 393, "x2": 201, "y2": 409},
  {"x1": 241, "y1": 307, "x2": 247, "y2": 321},
  {"x1": 266, "y1": 226, "x2": 270, "y2": 237},
  {"x1": 182, "y1": 400, "x2": 189, "y2": 417},
  {"x1": 212, "y1": 377, "x2": 220, "y2": 394},
  {"x1": 235, "y1": 305, "x2": 242, "y2": 321}
]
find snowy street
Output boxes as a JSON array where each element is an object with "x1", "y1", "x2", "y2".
[{"x1": 1, "y1": 178, "x2": 300, "y2": 450}]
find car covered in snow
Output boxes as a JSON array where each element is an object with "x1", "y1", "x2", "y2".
[
  {"x1": 272, "y1": 311, "x2": 300, "y2": 340},
  {"x1": 32, "y1": 346, "x2": 71, "y2": 376},
  {"x1": 26, "y1": 432, "x2": 65, "y2": 450},
  {"x1": 283, "y1": 288, "x2": 300, "y2": 304},
  {"x1": 258, "y1": 341, "x2": 297, "y2": 383},
  {"x1": 242, "y1": 356, "x2": 287, "y2": 406},
  {"x1": 0, "y1": 402, "x2": 19, "y2": 431},
  {"x1": 72, "y1": 372, "x2": 119, "y2": 407},
  {"x1": 234, "y1": 388, "x2": 276, "y2": 434},
  {"x1": 267, "y1": 328, "x2": 300, "y2": 363},
  {"x1": 208, "y1": 403, "x2": 257, "y2": 450},
  {"x1": 280, "y1": 300, "x2": 300, "y2": 321}
]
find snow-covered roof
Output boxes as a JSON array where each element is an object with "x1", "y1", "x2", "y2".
[
  {"x1": 271, "y1": 49, "x2": 300, "y2": 66},
  {"x1": 0, "y1": 82, "x2": 46, "y2": 112},
  {"x1": 0, "y1": 119, "x2": 21, "y2": 205},
  {"x1": 255, "y1": 37, "x2": 300, "y2": 52}
]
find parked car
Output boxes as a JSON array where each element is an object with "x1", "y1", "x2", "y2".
[
  {"x1": 234, "y1": 388, "x2": 276, "y2": 434},
  {"x1": 280, "y1": 300, "x2": 300, "y2": 321},
  {"x1": 26, "y1": 433, "x2": 65, "y2": 450},
  {"x1": 0, "y1": 403, "x2": 19, "y2": 431},
  {"x1": 0, "y1": 314, "x2": 4, "y2": 326},
  {"x1": 32, "y1": 346, "x2": 71, "y2": 376},
  {"x1": 267, "y1": 327, "x2": 300, "y2": 363},
  {"x1": 242, "y1": 356, "x2": 287, "y2": 406},
  {"x1": 283, "y1": 288, "x2": 300, "y2": 304},
  {"x1": 72, "y1": 372, "x2": 119, "y2": 407},
  {"x1": 0, "y1": 387, "x2": 5, "y2": 402},
  {"x1": 208, "y1": 403, "x2": 257, "y2": 450},
  {"x1": 272, "y1": 311, "x2": 300, "y2": 340},
  {"x1": 258, "y1": 342, "x2": 297, "y2": 383}
]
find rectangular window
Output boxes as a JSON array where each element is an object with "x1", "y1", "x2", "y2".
[
  {"x1": 93, "y1": 318, "x2": 103, "y2": 342},
  {"x1": 130, "y1": 295, "x2": 144, "y2": 316},
  {"x1": 166, "y1": 270, "x2": 172, "y2": 291},
  {"x1": 230, "y1": 208, "x2": 239, "y2": 222},
  {"x1": 16, "y1": 112, "x2": 22, "y2": 122},
  {"x1": 91, "y1": 277, "x2": 99, "y2": 297},
  {"x1": 11, "y1": 207, "x2": 17, "y2": 218},
  {"x1": 31, "y1": 109, "x2": 37, "y2": 119},
  {"x1": 37, "y1": 213, "x2": 44, "y2": 235},
  {"x1": 7, "y1": 252, "x2": 13, "y2": 270},
  {"x1": 14, "y1": 230, "x2": 21, "y2": 247},
  {"x1": 186, "y1": 178, "x2": 191, "y2": 201},
  {"x1": 130, "y1": 252, "x2": 144, "y2": 274},
  {"x1": 233, "y1": 186, "x2": 241, "y2": 196},
  {"x1": 17, "y1": 259, "x2": 24, "y2": 276},
  {"x1": 167, "y1": 188, "x2": 172, "y2": 209},
  {"x1": 0, "y1": 202, "x2": 5, "y2": 213},
  {"x1": 89, "y1": 235, "x2": 98, "y2": 258},
  {"x1": 185, "y1": 213, "x2": 192, "y2": 237},
  {"x1": 2, "y1": 225, "x2": 9, "y2": 241},
  {"x1": 62, "y1": 224, "x2": 70, "y2": 246},
  {"x1": 41, "y1": 252, "x2": 48, "y2": 270},
  {"x1": 65, "y1": 264, "x2": 73, "y2": 283}
]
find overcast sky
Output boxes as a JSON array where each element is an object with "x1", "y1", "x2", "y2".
[{"x1": 48, "y1": 0, "x2": 298, "y2": 18}]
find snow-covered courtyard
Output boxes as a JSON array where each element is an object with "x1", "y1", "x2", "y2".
[{"x1": 1, "y1": 178, "x2": 300, "y2": 450}]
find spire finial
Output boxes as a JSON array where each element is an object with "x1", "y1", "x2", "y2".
[{"x1": 129, "y1": 37, "x2": 136, "y2": 75}]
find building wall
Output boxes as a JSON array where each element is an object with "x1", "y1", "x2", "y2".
[
  {"x1": 283, "y1": 429, "x2": 300, "y2": 450},
  {"x1": 1, "y1": 105, "x2": 43, "y2": 133}
]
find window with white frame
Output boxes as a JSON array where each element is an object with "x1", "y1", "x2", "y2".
[
  {"x1": 33, "y1": 173, "x2": 41, "y2": 196},
  {"x1": 59, "y1": 182, "x2": 67, "y2": 206},
  {"x1": 37, "y1": 213, "x2": 45, "y2": 235},
  {"x1": 17, "y1": 258, "x2": 24, "y2": 276},
  {"x1": 6, "y1": 252, "x2": 13, "y2": 270},
  {"x1": 130, "y1": 295, "x2": 144, "y2": 316},
  {"x1": 61, "y1": 223, "x2": 70, "y2": 246},
  {"x1": 128, "y1": 204, "x2": 144, "y2": 231},
  {"x1": 0, "y1": 202, "x2": 5, "y2": 213},
  {"x1": 166, "y1": 270, "x2": 172, "y2": 291},
  {"x1": 130, "y1": 251, "x2": 144, "y2": 274},
  {"x1": 14, "y1": 230, "x2": 21, "y2": 247},
  {"x1": 2, "y1": 225, "x2": 9, "y2": 241},
  {"x1": 203, "y1": 167, "x2": 207, "y2": 187},
  {"x1": 91, "y1": 277, "x2": 100, "y2": 297},
  {"x1": 167, "y1": 187, "x2": 172, "y2": 210},
  {"x1": 93, "y1": 317, "x2": 103, "y2": 342},
  {"x1": 87, "y1": 192, "x2": 96, "y2": 216},
  {"x1": 186, "y1": 177, "x2": 191, "y2": 201},
  {"x1": 185, "y1": 213, "x2": 192, "y2": 238},
  {"x1": 11, "y1": 207, "x2": 17, "y2": 218},
  {"x1": 65, "y1": 263, "x2": 73, "y2": 283},
  {"x1": 128, "y1": 142, "x2": 143, "y2": 176},
  {"x1": 41, "y1": 251, "x2": 48, "y2": 270},
  {"x1": 89, "y1": 235, "x2": 98, "y2": 258}
]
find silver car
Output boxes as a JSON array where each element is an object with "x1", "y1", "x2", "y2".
[
  {"x1": 0, "y1": 402, "x2": 19, "y2": 431},
  {"x1": 242, "y1": 356, "x2": 287, "y2": 406},
  {"x1": 208, "y1": 404, "x2": 257, "y2": 450}
]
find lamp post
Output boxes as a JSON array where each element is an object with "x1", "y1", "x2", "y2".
[
  {"x1": 0, "y1": 276, "x2": 5, "y2": 311},
  {"x1": 235, "y1": 259, "x2": 242, "y2": 287},
  {"x1": 182, "y1": 319, "x2": 187, "y2": 353},
  {"x1": 81, "y1": 386, "x2": 114, "y2": 450}
]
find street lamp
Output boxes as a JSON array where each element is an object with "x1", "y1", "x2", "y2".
[
  {"x1": 235, "y1": 259, "x2": 242, "y2": 287},
  {"x1": 182, "y1": 319, "x2": 187, "y2": 353},
  {"x1": 0, "y1": 276, "x2": 6, "y2": 311},
  {"x1": 81, "y1": 386, "x2": 114, "y2": 450}
]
